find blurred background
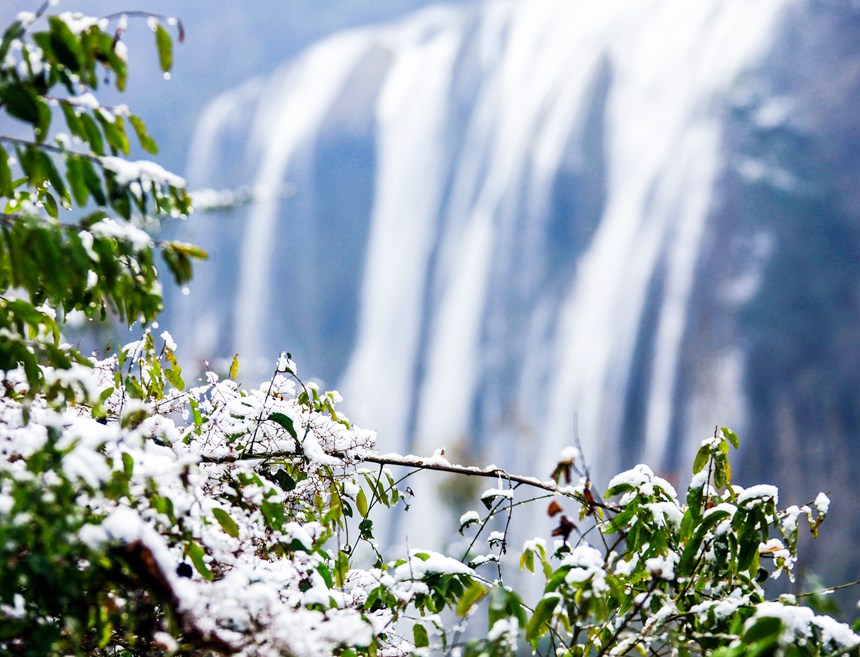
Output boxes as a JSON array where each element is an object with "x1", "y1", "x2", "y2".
[{"x1": 4, "y1": 0, "x2": 860, "y2": 596}]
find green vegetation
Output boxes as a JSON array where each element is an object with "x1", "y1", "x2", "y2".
[{"x1": 0, "y1": 6, "x2": 857, "y2": 657}]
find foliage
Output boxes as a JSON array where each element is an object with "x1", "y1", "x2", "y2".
[
  {"x1": 1, "y1": 5, "x2": 859, "y2": 657},
  {"x1": 0, "y1": 4, "x2": 203, "y2": 400}
]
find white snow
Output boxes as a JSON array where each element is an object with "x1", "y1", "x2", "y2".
[
  {"x1": 751, "y1": 602, "x2": 860, "y2": 649},
  {"x1": 561, "y1": 545, "x2": 608, "y2": 593},
  {"x1": 814, "y1": 492, "x2": 830, "y2": 517},
  {"x1": 89, "y1": 218, "x2": 153, "y2": 251},
  {"x1": 101, "y1": 156, "x2": 187, "y2": 189},
  {"x1": 607, "y1": 464, "x2": 678, "y2": 501},
  {"x1": 737, "y1": 484, "x2": 778, "y2": 507},
  {"x1": 57, "y1": 11, "x2": 107, "y2": 34},
  {"x1": 392, "y1": 550, "x2": 474, "y2": 581},
  {"x1": 645, "y1": 551, "x2": 679, "y2": 580}
]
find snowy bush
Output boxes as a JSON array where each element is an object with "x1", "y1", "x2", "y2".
[{"x1": 1, "y1": 5, "x2": 859, "y2": 657}]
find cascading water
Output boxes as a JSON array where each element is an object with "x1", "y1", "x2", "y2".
[{"x1": 174, "y1": 0, "x2": 860, "y2": 570}]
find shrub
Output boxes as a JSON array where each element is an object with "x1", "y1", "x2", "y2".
[{"x1": 0, "y1": 6, "x2": 857, "y2": 657}]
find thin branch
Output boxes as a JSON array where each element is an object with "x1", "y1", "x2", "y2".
[
  {"x1": 102, "y1": 11, "x2": 186, "y2": 43},
  {"x1": 12, "y1": 1, "x2": 52, "y2": 39},
  {"x1": 498, "y1": 481, "x2": 516, "y2": 581},
  {"x1": 794, "y1": 579, "x2": 860, "y2": 598},
  {"x1": 0, "y1": 134, "x2": 106, "y2": 166},
  {"x1": 201, "y1": 448, "x2": 620, "y2": 514},
  {"x1": 0, "y1": 210, "x2": 184, "y2": 251},
  {"x1": 461, "y1": 482, "x2": 521, "y2": 563},
  {"x1": 362, "y1": 453, "x2": 589, "y2": 500},
  {"x1": 594, "y1": 579, "x2": 659, "y2": 657}
]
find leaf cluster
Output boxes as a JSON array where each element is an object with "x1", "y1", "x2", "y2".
[{"x1": 0, "y1": 6, "x2": 202, "y2": 398}]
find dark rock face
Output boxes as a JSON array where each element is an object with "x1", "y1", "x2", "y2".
[
  {"x1": 717, "y1": 2, "x2": 860, "y2": 584},
  {"x1": 174, "y1": 0, "x2": 860, "y2": 580}
]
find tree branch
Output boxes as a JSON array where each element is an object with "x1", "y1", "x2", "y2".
[
  {"x1": 201, "y1": 448, "x2": 619, "y2": 512},
  {"x1": 114, "y1": 540, "x2": 238, "y2": 654}
]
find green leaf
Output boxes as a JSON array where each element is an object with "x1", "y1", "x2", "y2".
[
  {"x1": 0, "y1": 145, "x2": 13, "y2": 196},
  {"x1": 692, "y1": 444, "x2": 711, "y2": 474},
  {"x1": 356, "y1": 488, "x2": 369, "y2": 517},
  {"x1": 700, "y1": 508, "x2": 733, "y2": 531},
  {"x1": 738, "y1": 528, "x2": 760, "y2": 573},
  {"x1": 604, "y1": 505, "x2": 636, "y2": 534},
  {"x1": 79, "y1": 113, "x2": 105, "y2": 155},
  {"x1": 520, "y1": 548, "x2": 535, "y2": 573},
  {"x1": 269, "y1": 412, "x2": 298, "y2": 439},
  {"x1": 164, "y1": 365, "x2": 184, "y2": 391},
  {"x1": 97, "y1": 113, "x2": 130, "y2": 156},
  {"x1": 678, "y1": 507, "x2": 734, "y2": 576},
  {"x1": 711, "y1": 648, "x2": 745, "y2": 657},
  {"x1": 155, "y1": 24, "x2": 173, "y2": 72},
  {"x1": 722, "y1": 427, "x2": 740, "y2": 449},
  {"x1": 545, "y1": 567, "x2": 569, "y2": 593},
  {"x1": 185, "y1": 542, "x2": 213, "y2": 580},
  {"x1": 41, "y1": 191, "x2": 58, "y2": 218},
  {"x1": 413, "y1": 624, "x2": 429, "y2": 649},
  {"x1": 40, "y1": 153, "x2": 66, "y2": 199},
  {"x1": 680, "y1": 508, "x2": 694, "y2": 541},
  {"x1": 0, "y1": 21, "x2": 22, "y2": 62},
  {"x1": 66, "y1": 157, "x2": 90, "y2": 206},
  {"x1": 626, "y1": 519, "x2": 641, "y2": 552},
  {"x1": 273, "y1": 468, "x2": 296, "y2": 492},
  {"x1": 358, "y1": 518, "x2": 374, "y2": 540},
  {"x1": 456, "y1": 581, "x2": 488, "y2": 618},
  {"x1": 0, "y1": 83, "x2": 41, "y2": 125},
  {"x1": 335, "y1": 550, "x2": 350, "y2": 588},
  {"x1": 121, "y1": 452, "x2": 134, "y2": 477},
  {"x1": 124, "y1": 376, "x2": 143, "y2": 399},
  {"x1": 229, "y1": 354, "x2": 239, "y2": 379},
  {"x1": 48, "y1": 16, "x2": 85, "y2": 72},
  {"x1": 61, "y1": 103, "x2": 83, "y2": 139},
  {"x1": 605, "y1": 482, "x2": 635, "y2": 498},
  {"x1": 742, "y1": 616, "x2": 782, "y2": 645},
  {"x1": 687, "y1": 485, "x2": 704, "y2": 521},
  {"x1": 79, "y1": 210, "x2": 108, "y2": 230},
  {"x1": 212, "y1": 508, "x2": 239, "y2": 538},
  {"x1": 129, "y1": 115, "x2": 158, "y2": 154},
  {"x1": 164, "y1": 241, "x2": 207, "y2": 259},
  {"x1": 525, "y1": 594, "x2": 560, "y2": 643},
  {"x1": 79, "y1": 158, "x2": 106, "y2": 205},
  {"x1": 316, "y1": 562, "x2": 334, "y2": 589},
  {"x1": 714, "y1": 454, "x2": 730, "y2": 489}
]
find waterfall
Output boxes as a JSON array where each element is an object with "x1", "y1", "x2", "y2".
[
  {"x1": 176, "y1": 0, "x2": 860, "y2": 560},
  {"x1": 180, "y1": 0, "x2": 788, "y2": 467}
]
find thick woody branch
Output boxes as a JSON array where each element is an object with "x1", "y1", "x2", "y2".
[{"x1": 114, "y1": 540, "x2": 239, "y2": 654}]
